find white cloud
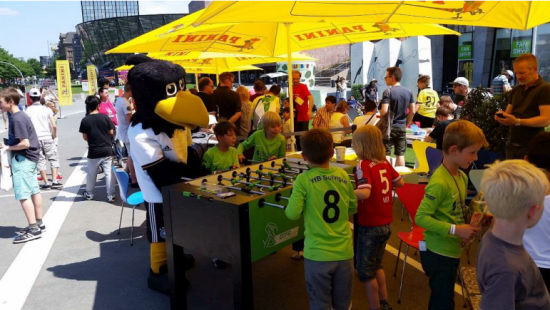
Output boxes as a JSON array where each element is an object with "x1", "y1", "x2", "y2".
[
  {"x1": 0, "y1": 8, "x2": 19, "y2": 16},
  {"x1": 139, "y1": 1, "x2": 190, "y2": 15}
]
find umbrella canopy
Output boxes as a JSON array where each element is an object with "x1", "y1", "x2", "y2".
[
  {"x1": 194, "y1": 1, "x2": 550, "y2": 31},
  {"x1": 147, "y1": 51, "x2": 316, "y2": 68},
  {"x1": 115, "y1": 63, "x2": 261, "y2": 75},
  {"x1": 106, "y1": 13, "x2": 459, "y2": 56}
]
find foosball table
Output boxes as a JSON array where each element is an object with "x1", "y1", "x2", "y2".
[{"x1": 162, "y1": 155, "x2": 357, "y2": 310}]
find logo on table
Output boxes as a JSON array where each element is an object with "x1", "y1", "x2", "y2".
[{"x1": 263, "y1": 222, "x2": 299, "y2": 248}]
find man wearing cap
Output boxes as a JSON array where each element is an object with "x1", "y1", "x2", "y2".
[
  {"x1": 363, "y1": 79, "x2": 378, "y2": 105},
  {"x1": 451, "y1": 77, "x2": 471, "y2": 107},
  {"x1": 495, "y1": 53, "x2": 550, "y2": 159},
  {"x1": 491, "y1": 70, "x2": 514, "y2": 95},
  {"x1": 25, "y1": 88, "x2": 62, "y2": 189}
]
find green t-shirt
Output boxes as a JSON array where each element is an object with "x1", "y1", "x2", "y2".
[
  {"x1": 285, "y1": 167, "x2": 358, "y2": 262},
  {"x1": 202, "y1": 145, "x2": 239, "y2": 173},
  {"x1": 237, "y1": 130, "x2": 286, "y2": 162},
  {"x1": 415, "y1": 165, "x2": 468, "y2": 258}
]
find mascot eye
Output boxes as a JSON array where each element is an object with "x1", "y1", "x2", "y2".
[
  {"x1": 165, "y1": 82, "x2": 178, "y2": 96},
  {"x1": 179, "y1": 79, "x2": 184, "y2": 90}
]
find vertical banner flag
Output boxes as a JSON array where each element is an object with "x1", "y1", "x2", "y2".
[
  {"x1": 55, "y1": 60, "x2": 73, "y2": 106},
  {"x1": 87, "y1": 64, "x2": 98, "y2": 95}
]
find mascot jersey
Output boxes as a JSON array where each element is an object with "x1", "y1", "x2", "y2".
[{"x1": 128, "y1": 123, "x2": 192, "y2": 203}]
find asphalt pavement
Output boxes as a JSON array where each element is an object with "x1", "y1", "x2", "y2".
[{"x1": 0, "y1": 95, "x2": 477, "y2": 310}]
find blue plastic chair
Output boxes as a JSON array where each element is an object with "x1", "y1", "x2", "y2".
[
  {"x1": 426, "y1": 147, "x2": 444, "y2": 176},
  {"x1": 112, "y1": 166, "x2": 144, "y2": 246}
]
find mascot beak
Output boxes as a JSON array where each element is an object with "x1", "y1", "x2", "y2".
[{"x1": 154, "y1": 90, "x2": 209, "y2": 128}]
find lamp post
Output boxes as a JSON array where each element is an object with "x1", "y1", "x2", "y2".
[{"x1": 0, "y1": 61, "x2": 25, "y2": 85}]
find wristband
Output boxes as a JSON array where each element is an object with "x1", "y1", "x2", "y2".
[{"x1": 450, "y1": 224, "x2": 456, "y2": 235}]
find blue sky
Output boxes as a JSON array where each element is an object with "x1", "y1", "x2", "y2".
[{"x1": 0, "y1": 1, "x2": 190, "y2": 60}]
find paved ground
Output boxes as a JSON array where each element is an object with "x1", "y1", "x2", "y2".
[{"x1": 0, "y1": 95, "x2": 478, "y2": 310}]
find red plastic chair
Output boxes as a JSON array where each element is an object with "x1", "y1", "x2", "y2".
[{"x1": 393, "y1": 183, "x2": 426, "y2": 304}]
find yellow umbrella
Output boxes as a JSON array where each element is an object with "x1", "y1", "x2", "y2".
[
  {"x1": 115, "y1": 65, "x2": 133, "y2": 72},
  {"x1": 106, "y1": 9, "x2": 459, "y2": 151},
  {"x1": 148, "y1": 51, "x2": 316, "y2": 67},
  {"x1": 195, "y1": 1, "x2": 550, "y2": 31},
  {"x1": 182, "y1": 65, "x2": 262, "y2": 74},
  {"x1": 107, "y1": 20, "x2": 458, "y2": 56}
]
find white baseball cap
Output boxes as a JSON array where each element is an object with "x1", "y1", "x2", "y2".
[
  {"x1": 29, "y1": 88, "x2": 41, "y2": 97},
  {"x1": 450, "y1": 77, "x2": 469, "y2": 87},
  {"x1": 505, "y1": 70, "x2": 514, "y2": 78}
]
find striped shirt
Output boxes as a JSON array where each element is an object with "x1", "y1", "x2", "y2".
[{"x1": 312, "y1": 107, "x2": 333, "y2": 129}]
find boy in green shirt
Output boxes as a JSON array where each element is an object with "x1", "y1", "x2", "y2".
[
  {"x1": 202, "y1": 121, "x2": 240, "y2": 173},
  {"x1": 415, "y1": 120, "x2": 488, "y2": 310},
  {"x1": 285, "y1": 128, "x2": 358, "y2": 310},
  {"x1": 237, "y1": 111, "x2": 286, "y2": 163}
]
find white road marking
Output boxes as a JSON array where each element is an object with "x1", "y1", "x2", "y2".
[
  {"x1": 0, "y1": 153, "x2": 88, "y2": 310},
  {"x1": 57, "y1": 110, "x2": 85, "y2": 118}
]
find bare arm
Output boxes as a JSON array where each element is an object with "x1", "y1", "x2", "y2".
[
  {"x1": 424, "y1": 136, "x2": 435, "y2": 143},
  {"x1": 82, "y1": 134, "x2": 88, "y2": 141},
  {"x1": 354, "y1": 188, "x2": 371, "y2": 200},
  {"x1": 341, "y1": 115, "x2": 351, "y2": 134},
  {"x1": 379, "y1": 103, "x2": 388, "y2": 116},
  {"x1": 6, "y1": 138, "x2": 30, "y2": 151},
  {"x1": 406, "y1": 102, "x2": 416, "y2": 126},
  {"x1": 496, "y1": 105, "x2": 550, "y2": 127},
  {"x1": 228, "y1": 112, "x2": 242, "y2": 124},
  {"x1": 125, "y1": 113, "x2": 132, "y2": 122},
  {"x1": 49, "y1": 115, "x2": 57, "y2": 139},
  {"x1": 109, "y1": 129, "x2": 114, "y2": 136},
  {"x1": 308, "y1": 95, "x2": 314, "y2": 112}
]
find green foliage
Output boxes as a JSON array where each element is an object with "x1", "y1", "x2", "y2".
[
  {"x1": 460, "y1": 87, "x2": 508, "y2": 154},
  {"x1": 26, "y1": 58, "x2": 44, "y2": 78},
  {"x1": 351, "y1": 84, "x2": 364, "y2": 101}
]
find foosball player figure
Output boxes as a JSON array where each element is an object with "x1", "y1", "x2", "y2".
[
  {"x1": 202, "y1": 121, "x2": 239, "y2": 174},
  {"x1": 125, "y1": 55, "x2": 210, "y2": 294},
  {"x1": 351, "y1": 125, "x2": 404, "y2": 310},
  {"x1": 415, "y1": 121, "x2": 488, "y2": 309},
  {"x1": 237, "y1": 111, "x2": 286, "y2": 164},
  {"x1": 285, "y1": 128, "x2": 358, "y2": 310}
]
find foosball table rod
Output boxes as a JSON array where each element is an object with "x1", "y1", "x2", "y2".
[
  {"x1": 235, "y1": 171, "x2": 290, "y2": 186},
  {"x1": 259, "y1": 198, "x2": 285, "y2": 210}
]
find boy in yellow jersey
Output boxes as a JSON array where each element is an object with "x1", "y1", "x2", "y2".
[
  {"x1": 285, "y1": 128, "x2": 357, "y2": 310},
  {"x1": 413, "y1": 75, "x2": 440, "y2": 128}
]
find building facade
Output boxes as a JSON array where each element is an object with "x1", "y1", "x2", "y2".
[{"x1": 81, "y1": 1, "x2": 139, "y2": 22}]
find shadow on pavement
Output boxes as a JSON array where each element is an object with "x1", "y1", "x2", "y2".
[{"x1": 0, "y1": 226, "x2": 23, "y2": 239}]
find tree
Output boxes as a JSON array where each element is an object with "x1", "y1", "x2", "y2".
[{"x1": 27, "y1": 58, "x2": 44, "y2": 78}]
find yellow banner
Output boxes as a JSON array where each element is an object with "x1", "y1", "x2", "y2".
[
  {"x1": 55, "y1": 60, "x2": 72, "y2": 106},
  {"x1": 87, "y1": 65, "x2": 98, "y2": 95}
]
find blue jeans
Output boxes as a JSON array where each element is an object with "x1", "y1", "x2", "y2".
[
  {"x1": 11, "y1": 154, "x2": 40, "y2": 201},
  {"x1": 356, "y1": 224, "x2": 391, "y2": 282}
]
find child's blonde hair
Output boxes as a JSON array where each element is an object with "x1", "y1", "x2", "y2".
[
  {"x1": 262, "y1": 111, "x2": 282, "y2": 129},
  {"x1": 352, "y1": 125, "x2": 386, "y2": 162},
  {"x1": 481, "y1": 160, "x2": 549, "y2": 220},
  {"x1": 442, "y1": 120, "x2": 488, "y2": 154},
  {"x1": 236, "y1": 86, "x2": 250, "y2": 103}
]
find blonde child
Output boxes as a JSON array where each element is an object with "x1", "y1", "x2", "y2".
[
  {"x1": 237, "y1": 111, "x2": 286, "y2": 163},
  {"x1": 416, "y1": 120, "x2": 488, "y2": 309},
  {"x1": 352, "y1": 125, "x2": 404, "y2": 310}
]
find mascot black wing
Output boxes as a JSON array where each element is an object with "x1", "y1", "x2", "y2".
[{"x1": 127, "y1": 54, "x2": 209, "y2": 189}]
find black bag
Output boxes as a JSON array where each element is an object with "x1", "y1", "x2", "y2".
[{"x1": 375, "y1": 89, "x2": 394, "y2": 140}]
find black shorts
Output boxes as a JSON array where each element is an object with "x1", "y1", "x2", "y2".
[
  {"x1": 145, "y1": 200, "x2": 165, "y2": 243},
  {"x1": 413, "y1": 113, "x2": 435, "y2": 128},
  {"x1": 384, "y1": 127, "x2": 407, "y2": 156}
]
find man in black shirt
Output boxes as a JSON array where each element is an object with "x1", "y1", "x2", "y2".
[
  {"x1": 212, "y1": 72, "x2": 241, "y2": 131},
  {"x1": 195, "y1": 77, "x2": 216, "y2": 116},
  {"x1": 79, "y1": 96, "x2": 116, "y2": 202},
  {"x1": 0, "y1": 87, "x2": 44, "y2": 244},
  {"x1": 495, "y1": 53, "x2": 550, "y2": 159},
  {"x1": 380, "y1": 67, "x2": 415, "y2": 166}
]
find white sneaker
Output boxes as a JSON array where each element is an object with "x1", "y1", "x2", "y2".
[
  {"x1": 107, "y1": 195, "x2": 116, "y2": 202},
  {"x1": 83, "y1": 191, "x2": 93, "y2": 200}
]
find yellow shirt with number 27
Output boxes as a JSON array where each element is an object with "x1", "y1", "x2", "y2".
[{"x1": 417, "y1": 88, "x2": 439, "y2": 118}]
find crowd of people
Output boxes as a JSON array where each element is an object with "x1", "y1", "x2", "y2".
[{"x1": 1, "y1": 51, "x2": 550, "y2": 309}]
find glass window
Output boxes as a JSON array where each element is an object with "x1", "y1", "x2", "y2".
[
  {"x1": 536, "y1": 24, "x2": 550, "y2": 82},
  {"x1": 458, "y1": 32, "x2": 474, "y2": 85},
  {"x1": 491, "y1": 28, "x2": 532, "y2": 82}
]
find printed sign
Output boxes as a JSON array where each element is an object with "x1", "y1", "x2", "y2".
[
  {"x1": 263, "y1": 223, "x2": 299, "y2": 248},
  {"x1": 458, "y1": 45, "x2": 472, "y2": 60},
  {"x1": 511, "y1": 39, "x2": 531, "y2": 58},
  {"x1": 55, "y1": 60, "x2": 72, "y2": 106},
  {"x1": 87, "y1": 65, "x2": 98, "y2": 95}
]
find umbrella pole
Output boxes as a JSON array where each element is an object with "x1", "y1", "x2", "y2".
[
  {"x1": 195, "y1": 73, "x2": 198, "y2": 89},
  {"x1": 285, "y1": 23, "x2": 296, "y2": 152},
  {"x1": 238, "y1": 71, "x2": 241, "y2": 85}
]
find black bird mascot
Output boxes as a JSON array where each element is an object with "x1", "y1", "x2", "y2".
[{"x1": 125, "y1": 54, "x2": 209, "y2": 294}]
